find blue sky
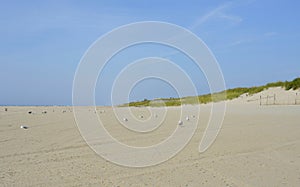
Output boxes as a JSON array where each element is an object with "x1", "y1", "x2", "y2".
[{"x1": 0, "y1": 0, "x2": 299, "y2": 105}]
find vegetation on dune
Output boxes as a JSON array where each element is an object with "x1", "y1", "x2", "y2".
[
  {"x1": 121, "y1": 78, "x2": 300, "y2": 107},
  {"x1": 285, "y1": 78, "x2": 300, "y2": 90},
  {"x1": 126, "y1": 99, "x2": 150, "y2": 107}
]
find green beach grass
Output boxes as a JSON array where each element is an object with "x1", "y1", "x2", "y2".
[{"x1": 121, "y1": 78, "x2": 300, "y2": 107}]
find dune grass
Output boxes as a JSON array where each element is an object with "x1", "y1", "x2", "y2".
[
  {"x1": 285, "y1": 78, "x2": 300, "y2": 90},
  {"x1": 121, "y1": 78, "x2": 300, "y2": 107}
]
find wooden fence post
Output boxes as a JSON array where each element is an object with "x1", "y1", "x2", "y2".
[{"x1": 260, "y1": 95, "x2": 262, "y2": 106}]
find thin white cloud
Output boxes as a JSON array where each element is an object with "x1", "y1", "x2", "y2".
[
  {"x1": 162, "y1": 2, "x2": 243, "y2": 58},
  {"x1": 189, "y1": 2, "x2": 242, "y2": 30},
  {"x1": 218, "y1": 13, "x2": 243, "y2": 23},
  {"x1": 189, "y1": 3, "x2": 229, "y2": 29},
  {"x1": 228, "y1": 31, "x2": 278, "y2": 47},
  {"x1": 229, "y1": 38, "x2": 254, "y2": 47}
]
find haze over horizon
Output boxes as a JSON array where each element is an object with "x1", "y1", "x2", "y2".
[{"x1": 1, "y1": 0, "x2": 299, "y2": 106}]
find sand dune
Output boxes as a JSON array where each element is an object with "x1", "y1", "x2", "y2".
[
  {"x1": 234, "y1": 87, "x2": 300, "y2": 105},
  {"x1": 1, "y1": 89, "x2": 300, "y2": 186}
]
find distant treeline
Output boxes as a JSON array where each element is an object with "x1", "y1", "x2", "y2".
[{"x1": 121, "y1": 77, "x2": 300, "y2": 107}]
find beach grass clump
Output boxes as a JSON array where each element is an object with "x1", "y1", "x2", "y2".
[
  {"x1": 285, "y1": 78, "x2": 300, "y2": 90},
  {"x1": 130, "y1": 100, "x2": 150, "y2": 107},
  {"x1": 265, "y1": 81, "x2": 285, "y2": 88},
  {"x1": 165, "y1": 100, "x2": 181, "y2": 106}
]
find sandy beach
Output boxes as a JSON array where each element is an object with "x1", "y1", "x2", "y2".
[
  {"x1": 1, "y1": 89, "x2": 300, "y2": 186},
  {"x1": 2, "y1": 0, "x2": 300, "y2": 186}
]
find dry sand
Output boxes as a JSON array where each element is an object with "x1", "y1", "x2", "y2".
[{"x1": 1, "y1": 88, "x2": 300, "y2": 186}]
